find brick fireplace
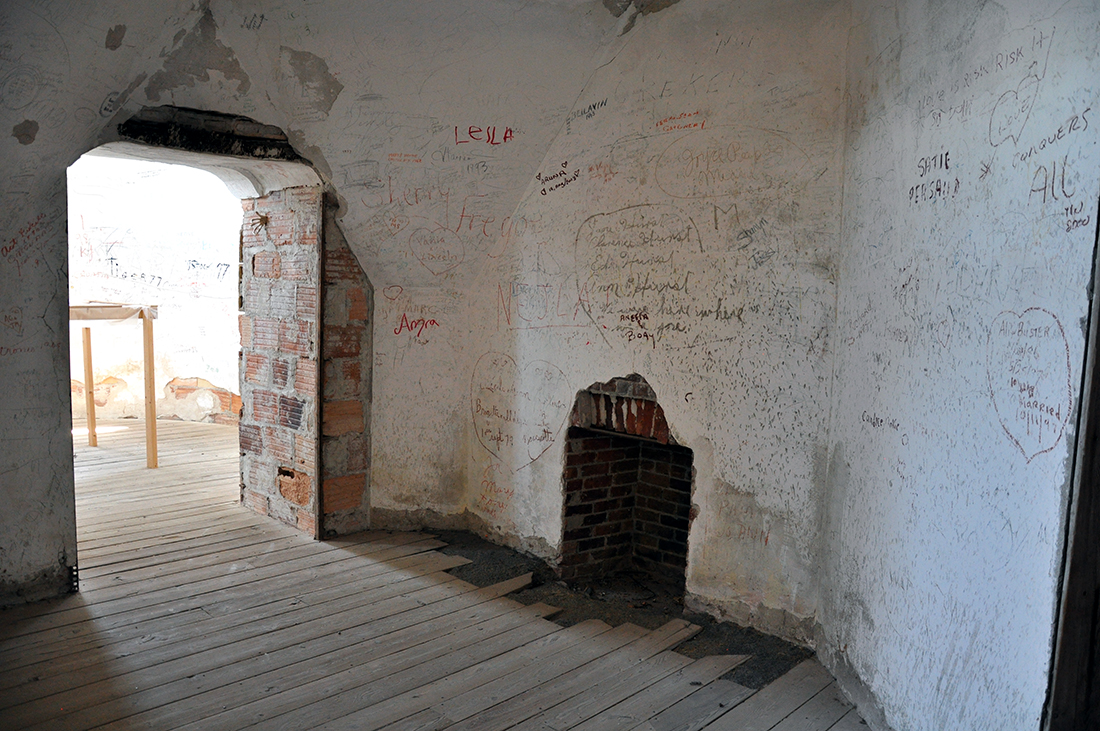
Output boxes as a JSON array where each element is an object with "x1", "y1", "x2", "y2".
[{"x1": 560, "y1": 375, "x2": 693, "y2": 590}]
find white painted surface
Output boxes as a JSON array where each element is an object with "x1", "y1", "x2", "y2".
[
  {"x1": 821, "y1": 2, "x2": 1100, "y2": 728},
  {"x1": 3, "y1": 0, "x2": 1100, "y2": 726},
  {"x1": 67, "y1": 155, "x2": 241, "y2": 421}
]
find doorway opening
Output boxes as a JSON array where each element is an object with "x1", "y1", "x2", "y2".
[
  {"x1": 560, "y1": 374, "x2": 694, "y2": 594},
  {"x1": 66, "y1": 130, "x2": 328, "y2": 545}
]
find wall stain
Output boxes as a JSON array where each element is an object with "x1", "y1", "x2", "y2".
[
  {"x1": 105, "y1": 24, "x2": 126, "y2": 50},
  {"x1": 12, "y1": 119, "x2": 38, "y2": 145},
  {"x1": 279, "y1": 47, "x2": 344, "y2": 116},
  {"x1": 145, "y1": 8, "x2": 251, "y2": 102}
]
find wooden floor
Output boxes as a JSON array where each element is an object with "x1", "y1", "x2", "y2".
[{"x1": 0, "y1": 419, "x2": 864, "y2": 731}]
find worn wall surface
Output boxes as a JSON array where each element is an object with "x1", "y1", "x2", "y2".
[
  {"x1": 5, "y1": 0, "x2": 1100, "y2": 727},
  {"x1": 68, "y1": 156, "x2": 241, "y2": 423},
  {"x1": 0, "y1": 0, "x2": 614, "y2": 604},
  {"x1": 821, "y1": 1, "x2": 1100, "y2": 729},
  {"x1": 463, "y1": 0, "x2": 848, "y2": 642}
]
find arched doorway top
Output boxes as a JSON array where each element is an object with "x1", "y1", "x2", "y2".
[{"x1": 84, "y1": 141, "x2": 321, "y2": 199}]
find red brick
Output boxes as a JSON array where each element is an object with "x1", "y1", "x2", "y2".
[
  {"x1": 240, "y1": 424, "x2": 263, "y2": 454},
  {"x1": 323, "y1": 473, "x2": 365, "y2": 512},
  {"x1": 295, "y1": 434, "x2": 316, "y2": 470},
  {"x1": 347, "y1": 287, "x2": 368, "y2": 321},
  {"x1": 324, "y1": 400, "x2": 363, "y2": 436},
  {"x1": 324, "y1": 247, "x2": 362, "y2": 282},
  {"x1": 280, "y1": 321, "x2": 313, "y2": 356},
  {"x1": 253, "y1": 317, "x2": 280, "y2": 350},
  {"x1": 265, "y1": 427, "x2": 294, "y2": 463},
  {"x1": 297, "y1": 286, "x2": 317, "y2": 320},
  {"x1": 272, "y1": 358, "x2": 290, "y2": 388},
  {"x1": 296, "y1": 509, "x2": 316, "y2": 535},
  {"x1": 278, "y1": 467, "x2": 312, "y2": 506},
  {"x1": 637, "y1": 400, "x2": 655, "y2": 438},
  {"x1": 253, "y1": 251, "x2": 281, "y2": 278},
  {"x1": 653, "y1": 409, "x2": 669, "y2": 444},
  {"x1": 252, "y1": 390, "x2": 279, "y2": 424},
  {"x1": 242, "y1": 488, "x2": 268, "y2": 515},
  {"x1": 239, "y1": 315, "x2": 253, "y2": 348},
  {"x1": 324, "y1": 325, "x2": 362, "y2": 358},
  {"x1": 296, "y1": 358, "x2": 317, "y2": 396},
  {"x1": 283, "y1": 256, "x2": 311, "y2": 281},
  {"x1": 280, "y1": 395, "x2": 306, "y2": 430},
  {"x1": 245, "y1": 353, "x2": 268, "y2": 385}
]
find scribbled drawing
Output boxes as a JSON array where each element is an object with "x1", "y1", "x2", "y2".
[
  {"x1": 987, "y1": 307, "x2": 1071, "y2": 462},
  {"x1": 474, "y1": 459, "x2": 514, "y2": 519},
  {"x1": 470, "y1": 351, "x2": 569, "y2": 472},
  {"x1": 0, "y1": 65, "x2": 40, "y2": 110},
  {"x1": 1, "y1": 307, "x2": 23, "y2": 336},
  {"x1": 574, "y1": 204, "x2": 702, "y2": 348},
  {"x1": 382, "y1": 285, "x2": 403, "y2": 301},
  {"x1": 654, "y1": 126, "x2": 810, "y2": 203},
  {"x1": 988, "y1": 28, "x2": 1054, "y2": 148},
  {"x1": 409, "y1": 226, "x2": 464, "y2": 275}
]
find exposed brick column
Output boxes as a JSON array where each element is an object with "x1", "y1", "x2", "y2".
[
  {"x1": 319, "y1": 207, "x2": 372, "y2": 535},
  {"x1": 239, "y1": 187, "x2": 322, "y2": 536}
]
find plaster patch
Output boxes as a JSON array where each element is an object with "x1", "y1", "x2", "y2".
[
  {"x1": 105, "y1": 24, "x2": 126, "y2": 50},
  {"x1": 279, "y1": 47, "x2": 344, "y2": 116},
  {"x1": 145, "y1": 8, "x2": 251, "y2": 102},
  {"x1": 12, "y1": 119, "x2": 38, "y2": 145}
]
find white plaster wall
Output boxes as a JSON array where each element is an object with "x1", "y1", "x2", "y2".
[
  {"x1": 822, "y1": 2, "x2": 1100, "y2": 728},
  {"x1": 67, "y1": 156, "x2": 241, "y2": 421},
  {"x1": 462, "y1": 0, "x2": 849, "y2": 638},
  {"x1": 0, "y1": 0, "x2": 616, "y2": 599}
]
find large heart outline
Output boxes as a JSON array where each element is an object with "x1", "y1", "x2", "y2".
[
  {"x1": 988, "y1": 74, "x2": 1040, "y2": 147},
  {"x1": 470, "y1": 351, "x2": 569, "y2": 472},
  {"x1": 409, "y1": 226, "x2": 464, "y2": 276},
  {"x1": 987, "y1": 308, "x2": 1071, "y2": 462}
]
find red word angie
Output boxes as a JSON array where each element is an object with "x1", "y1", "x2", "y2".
[
  {"x1": 394, "y1": 313, "x2": 440, "y2": 337},
  {"x1": 455, "y1": 126, "x2": 514, "y2": 145}
]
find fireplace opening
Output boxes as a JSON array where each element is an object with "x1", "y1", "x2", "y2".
[{"x1": 559, "y1": 375, "x2": 693, "y2": 593}]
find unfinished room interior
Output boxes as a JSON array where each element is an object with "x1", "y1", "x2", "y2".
[{"x1": 3, "y1": 0, "x2": 1100, "y2": 728}]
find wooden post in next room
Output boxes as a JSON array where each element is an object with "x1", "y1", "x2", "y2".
[
  {"x1": 142, "y1": 309, "x2": 158, "y2": 469},
  {"x1": 81, "y1": 327, "x2": 97, "y2": 447}
]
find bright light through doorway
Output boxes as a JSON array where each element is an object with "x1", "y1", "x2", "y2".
[{"x1": 67, "y1": 155, "x2": 242, "y2": 427}]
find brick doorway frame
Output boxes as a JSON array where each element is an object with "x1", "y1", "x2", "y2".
[{"x1": 79, "y1": 107, "x2": 374, "y2": 540}]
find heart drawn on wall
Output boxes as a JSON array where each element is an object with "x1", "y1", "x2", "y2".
[
  {"x1": 987, "y1": 308, "x2": 1072, "y2": 462},
  {"x1": 409, "y1": 226, "x2": 464, "y2": 276},
  {"x1": 988, "y1": 74, "x2": 1041, "y2": 147},
  {"x1": 1, "y1": 307, "x2": 23, "y2": 336},
  {"x1": 382, "y1": 285, "x2": 403, "y2": 301},
  {"x1": 471, "y1": 351, "x2": 570, "y2": 472}
]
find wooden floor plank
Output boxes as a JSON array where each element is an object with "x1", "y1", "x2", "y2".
[
  {"x1": 572, "y1": 655, "x2": 750, "y2": 731},
  {"x1": 769, "y1": 683, "x2": 853, "y2": 731},
  {"x1": 509, "y1": 649, "x2": 696, "y2": 731},
  {"x1": 432, "y1": 620, "x2": 701, "y2": 731},
  {"x1": 701, "y1": 660, "x2": 835, "y2": 731},
  {"x1": 635, "y1": 678, "x2": 756, "y2": 731},
  {"x1": 0, "y1": 420, "x2": 865, "y2": 731},
  {"x1": 339, "y1": 618, "x2": 616, "y2": 731},
  {"x1": 0, "y1": 554, "x2": 471, "y2": 690},
  {"x1": 825, "y1": 708, "x2": 867, "y2": 731},
  {"x1": 0, "y1": 539, "x2": 450, "y2": 668}
]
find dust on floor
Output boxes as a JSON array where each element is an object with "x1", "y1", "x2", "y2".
[{"x1": 435, "y1": 530, "x2": 813, "y2": 689}]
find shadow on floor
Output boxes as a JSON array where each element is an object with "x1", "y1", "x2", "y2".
[{"x1": 435, "y1": 530, "x2": 813, "y2": 689}]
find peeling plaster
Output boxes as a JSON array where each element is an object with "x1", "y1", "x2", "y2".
[
  {"x1": 105, "y1": 24, "x2": 126, "y2": 50},
  {"x1": 12, "y1": 119, "x2": 38, "y2": 144},
  {"x1": 145, "y1": 8, "x2": 250, "y2": 102},
  {"x1": 279, "y1": 47, "x2": 344, "y2": 116}
]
